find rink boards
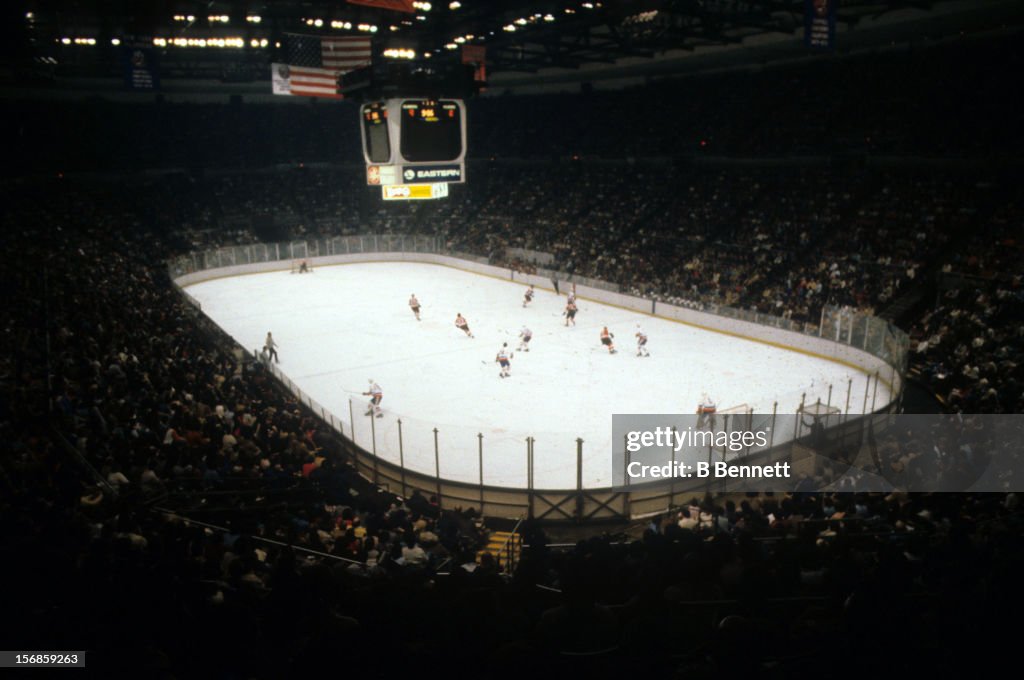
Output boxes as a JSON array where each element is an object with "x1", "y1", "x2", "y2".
[{"x1": 180, "y1": 254, "x2": 896, "y2": 493}]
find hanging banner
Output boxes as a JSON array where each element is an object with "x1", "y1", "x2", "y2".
[
  {"x1": 123, "y1": 44, "x2": 160, "y2": 90},
  {"x1": 461, "y1": 44, "x2": 486, "y2": 85},
  {"x1": 805, "y1": 0, "x2": 836, "y2": 51}
]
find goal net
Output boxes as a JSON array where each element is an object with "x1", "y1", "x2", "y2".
[
  {"x1": 708, "y1": 403, "x2": 752, "y2": 429},
  {"x1": 703, "y1": 404, "x2": 778, "y2": 459},
  {"x1": 694, "y1": 401, "x2": 750, "y2": 430},
  {"x1": 718, "y1": 403, "x2": 751, "y2": 418},
  {"x1": 798, "y1": 402, "x2": 842, "y2": 418},
  {"x1": 797, "y1": 401, "x2": 842, "y2": 430},
  {"x1": 290, "y1": 259, "x2": 314, "y2": 274}
]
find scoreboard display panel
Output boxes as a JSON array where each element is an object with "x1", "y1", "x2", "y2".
[
  {"x1": 399, "y1": 100, "x2": 463, "y2": 162},
  {"x1": 360, "y1": 98, "x2": 466, "y2": 188},
  {"x1": 361, "y1": 102, "x2": 391, "y2": 164}
]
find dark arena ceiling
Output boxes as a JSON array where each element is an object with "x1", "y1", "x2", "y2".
[{"x1": 5, "y1": 0, "x2": 1024, "y2": 88}]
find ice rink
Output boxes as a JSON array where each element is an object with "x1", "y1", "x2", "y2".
[{"x1": 185, "y1": 262, "x2": 886, "y2": 489}]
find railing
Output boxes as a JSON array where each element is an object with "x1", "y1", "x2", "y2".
[
  {"x1": 168, "y1": 234, "x2": 443, "y2": 278},
  {"x1": 168, "y1": 235, "x2": 907, "y2": 521},
  {"x1": 53, "y1": 431, "x2": 119, "y2": 499},
  {"x1": 152, "y1": 509, "x2": 368, "y2": 568},
  {"x1": 499, "y1": 515, "x2": 526, "y2": 575}
]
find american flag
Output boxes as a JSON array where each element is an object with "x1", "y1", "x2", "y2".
[
  {"x1": 321, "y1": 37, "x2": 374, "y2": 72},
  {"x1": 271, "y1": 64, "x2": 343, "y2": 99},
  {"x1": 271, "y1": 35, "x2": 372, "y2": 99}
]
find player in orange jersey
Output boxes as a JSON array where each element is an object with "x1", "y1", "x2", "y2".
[
  {"x1": 600, "y1": 327, "x2": 616, "y2": 354},
  {"x1": 455, "y1": 313, "x2": 474, "y2": 338}
]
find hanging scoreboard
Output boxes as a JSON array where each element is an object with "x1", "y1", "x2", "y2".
[{"x1": 361, "y1": 98, "x2": 466, "y2": 193}]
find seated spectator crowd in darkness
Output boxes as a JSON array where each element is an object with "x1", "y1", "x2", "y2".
[
  {"x1": 2, "y1": 34, "x2": 1022, "y2": 675},
  {"x1": 907, "y1": 197, "x2": 1024, "y2": 412}
]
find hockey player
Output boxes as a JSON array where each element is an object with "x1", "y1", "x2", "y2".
[
  {"x1": 522, "y1": 284, "x2": 535, "y2": 308},
  {"x1": 409, "y1": 294, "x2": 421, "y2": 321},
  {"x1": 264, "y1": 332, "x2": 279, "y2": 363},
  {"x1": 495, "y1": 343, "x2": 513, "y2": 378},
  {"x1": 600, "y1": 326, "x2": 616, "y2": 354},
  {"x1": 363, "y1": 379, "x2": 383, "y2": 417},
  {"x1": 518, "y1": 326, "x2": 533, "y2": 352},
  {"x1": 455, "y1": 313, "x2": 474, "y2": 338},
  {"x1": 696, "y1": 394, "x2": 717, "y2": 429},
  {"x1": 564, "y1": 300, "x2": 578, "y2": 326},
  {"x1": 635, "y1": 324, "x2": 650, "y2": 357}
]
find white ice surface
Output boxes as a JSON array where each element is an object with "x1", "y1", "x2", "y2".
[{"x1": 185, "y1": 262, "x2": 885, "y2": 489}]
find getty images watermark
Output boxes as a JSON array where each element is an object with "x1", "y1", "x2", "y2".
[
  {"x1": 611, "y1": 413, "x2": 1024, "y2": 493},
  {"x1": 623, "y1": 424, "x2": 790, "y2": 481}
]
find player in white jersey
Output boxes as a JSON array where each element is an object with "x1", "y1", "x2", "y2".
[
  {"x1": 264, "y1": 332, "x2": 279, "y2": 363},
  {"x1": 363, "y1": 380, "x2": 384, "y2": 417},
  {"x1": 495, "y1": 343, "x2": 513, "y2": 378},
  {"x1": 409, "y1": 294, "x2": 421, "y2": 321},
  {"x1": 518, "y1": 326, "x2": 533, "y2": 352},
  {"x1": 635, "y1": 324, "x2": 650, "y2": 357},
  {"x1": 522, "y1": 285, "x2": 535, "y2": 308}
]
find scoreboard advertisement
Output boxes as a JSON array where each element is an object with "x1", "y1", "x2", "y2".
[
  {"x1": 360, "y1": 98, "x2": 466, "y2": 193},
  {"x1": 381, "y1": 184, "x2": 450, "y2": 200}
]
